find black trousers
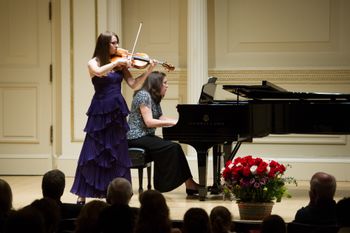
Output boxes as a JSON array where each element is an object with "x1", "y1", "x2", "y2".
[{"x1": 128, "y1": 135, "x2": 193, "y2": 192}]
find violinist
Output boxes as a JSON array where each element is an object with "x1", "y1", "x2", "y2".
[{"x1": 70, "y1": 31, "x2": 157, "y2": 204}]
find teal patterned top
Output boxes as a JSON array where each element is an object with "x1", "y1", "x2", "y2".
[{"x1": 127, "y1": 89, "x2": 163, "y2": 139}]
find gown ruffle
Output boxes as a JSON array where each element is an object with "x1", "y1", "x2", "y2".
[{"x1": 71, "y1": 71, "x2": 131, "y2": 198}]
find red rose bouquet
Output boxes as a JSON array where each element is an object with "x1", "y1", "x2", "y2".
[{"x1": 221, "y1": 155, "x2": 296, "y2": 203}]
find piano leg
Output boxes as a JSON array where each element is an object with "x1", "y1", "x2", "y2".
[
  {"x1": 212, "y1": 142, "x2": 233, "y2": 195},
  {"x1": 196, "y1": 147, "x2": 209, "y2": 201},
  {"x1": 223, "y1": 141, "x2": 233, "y2": 162},
  {"x1": 211, "y1": 144, "x2": 222, "y2": 195},
  {"x1": 192, "y1": 143, "x2": 231, "y2": 201}
]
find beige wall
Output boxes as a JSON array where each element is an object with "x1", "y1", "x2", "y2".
[
  {"x1": 212, "y1": 0, "x2": 350, "y2": 69},
  {"x1": 1, "y1": 0, "x2": 349, "y2": 181}
]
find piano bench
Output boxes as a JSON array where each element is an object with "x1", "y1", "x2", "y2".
[{"x1": 128, "y1": 147, "x2": 152, "y2": 193}]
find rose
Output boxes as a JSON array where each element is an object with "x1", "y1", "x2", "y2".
[{"x1": 221, "y1": 155, "x2": 296, "y2": 203}]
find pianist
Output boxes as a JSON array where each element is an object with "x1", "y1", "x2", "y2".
[{"x1": 127, "y1": 71, "x2": 199, "y2": 195}]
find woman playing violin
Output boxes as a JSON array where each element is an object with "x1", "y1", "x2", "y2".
[{"x1": 71, "y1": 31, "x2": 157, "y2": 204}]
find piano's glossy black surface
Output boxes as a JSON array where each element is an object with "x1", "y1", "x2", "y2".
[{"x1": 162, "y1": 78, "x2": 350, "y2": 200}]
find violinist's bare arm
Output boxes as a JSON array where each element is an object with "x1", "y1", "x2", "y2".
[
  {"x1": 124, "y1": 59, "x2": 157, "y2": 89},
  {"x1": 88, "y1": 57, "x2": 128, "y2": 78}
]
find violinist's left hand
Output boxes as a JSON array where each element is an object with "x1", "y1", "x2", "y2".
[{"x1": 146, "y1": 59, "x2": 157, "y2": 72}]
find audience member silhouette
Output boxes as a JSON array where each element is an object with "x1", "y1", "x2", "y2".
[
  {"x1": 183, "y1": 207, "x2": 212, "y2": 233},
  {"x1": 99, "y1": 204, "x2": 137, "y2": 233},
  {"x1": 134, "y1": 189, "x2": 181, "y2": 233},
  {"x1": 260, "y1": 214, "x2": 286, "y2": 233},
  {"x1": 74, "y1": 200, "x2": 109, "y2": 233},
  {"x1": 42, "y1": 169, "x2": 82, "y2": 219},
  {"x1": 4, "y1": 205, "x2": 45, "y2": 233},
  {"x1": 0, "y1": 179, "x2": 13, "y2": 233},
  {"x1": 293, "y1": 171, "x2": 337, "y2": 225},
  {"x1": 336, "y1": 197, "x2": 350, "y2": 233},
  {"x1": 98, "y1": 177, "x2": 138, "y2": 233},
  {"x1": 106, "y1": 177, "x2": 133, "y2": 205},
  {"x1": 30, "y1": 198, "x2": 61, "y2": 233},
  {"x1": 210, "y1": 206, "x2": 234, "y2": 233}
]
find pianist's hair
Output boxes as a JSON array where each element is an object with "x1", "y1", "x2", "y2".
[{"x1": 137, "y1": 71, "x2": 166, "y2": 104}]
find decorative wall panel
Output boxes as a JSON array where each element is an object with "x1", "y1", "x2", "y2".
[{"x1": 0, "y1": 85, "x2": 38, "y2": 143}]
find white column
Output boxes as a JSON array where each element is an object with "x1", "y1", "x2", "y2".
[
  {"x1": 96, "y1": 0, "x2": 122, "y2": 38},
  {"x1": 107, "y1": 0, "x2": 122, "y2": 38},
  {"x1": 187, "y1": 0, "x2": 208, "y2": 104}
]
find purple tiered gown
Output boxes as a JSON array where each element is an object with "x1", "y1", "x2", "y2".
[{"x1": 70, "y1": 70, "x2": 131, "y2": 198}]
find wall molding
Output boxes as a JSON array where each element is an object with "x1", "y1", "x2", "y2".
[{"x1": 209, "y1": 69, "x2": 350, "y2": 83}]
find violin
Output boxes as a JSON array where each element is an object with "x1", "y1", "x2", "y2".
[{"x1": 111, "y1": 48, "x2": 175, "y2": 72}]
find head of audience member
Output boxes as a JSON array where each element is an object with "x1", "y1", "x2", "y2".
[
  {"x1": 135, "y1": 189, "x2": 172, "y2": 233},
  {"x1": 4, "y1": 205, "x2": 45, "y2": 233},
  {"x1": 210, "y1": 206, "x2": 233, "y2": 233},
  {"x1": 260, "y1": 214, "x2": 286, "y2": 233},
  {"x1": 336, "y1": 197, "x2": 350, "y2": 227},
  {"x1": 75, "y1": 200, "x2": 109, "y2": 233},
  {"x1": 183, "y1": 207, "x2": 211, "y2": 233},
  {"x1": 309, "y1": 172, "x2": 336, "y2": 205},
  {"x1": 30, "y1": 198, "x2": 61, "y2": 233},
  {"x1": 0, "y1": 178, "x2": 13, "y2": 216},
  {"x1": 106, "y1": 177, "x2": 133, "y2": 205},
  {"x1": 41, "y1": 169, "x2": 65, "y2": 202}
]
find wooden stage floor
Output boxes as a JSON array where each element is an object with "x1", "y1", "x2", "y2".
[{"x1": 2, "y1": 175, "x2": 350, "y2": 223}]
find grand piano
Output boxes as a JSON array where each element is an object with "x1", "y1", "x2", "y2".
[{"x1": 162, "y1": 78, "x2": 350, "y2": 200}]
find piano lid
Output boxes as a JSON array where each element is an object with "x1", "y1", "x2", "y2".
[{"x1": 223, "y1": 80, "x2": 350, "y2": 101}]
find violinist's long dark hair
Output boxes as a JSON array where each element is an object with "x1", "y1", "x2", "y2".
[
  {"x1": 92, "y1": 31, "x2": 119, "y2": 66},
  {"x1": 136, "y1": 71, "x2": 166, "y2": 104}
]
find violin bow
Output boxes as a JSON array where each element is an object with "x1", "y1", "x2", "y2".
[{"x1": 129, "y1": 22, "x2": 143, "y2": 61}]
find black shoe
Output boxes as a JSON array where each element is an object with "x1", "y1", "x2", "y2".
[{"x1": 186, "y1": 188, "x2": 199, "y2": 196}]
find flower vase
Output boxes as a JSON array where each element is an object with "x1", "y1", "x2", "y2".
[{"x1": 237, "y1": 202, "x2": 274, "y2": 220}]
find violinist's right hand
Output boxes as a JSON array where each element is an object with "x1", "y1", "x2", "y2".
[{"x1": 112, "y1": 57, "x2": 131, "y2": 69}]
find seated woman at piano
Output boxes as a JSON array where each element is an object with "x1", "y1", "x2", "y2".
[{"x1": 127, "y1": 71, "x2": 199, "y2": 195}]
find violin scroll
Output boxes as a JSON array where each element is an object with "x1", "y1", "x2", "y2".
[{"x1": 158, "y1": 61, "x2": 175, "y2": 72}]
